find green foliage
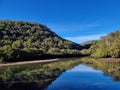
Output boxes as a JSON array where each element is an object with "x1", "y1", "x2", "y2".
[
  {"x1": 48, "y1": 48, "x2": 62, "y2": 55},
  {"x1": 91, "y1": 48, "x2": 108, "y2": 58},
  {"x1": 80, "y1": 40, "x2": 97, "y2": 49},
  {"x1": 0, "y1": 20, "x2": 82, "y2": 62},
  {"x1": 80, "y1": 49, "x2": 90, "y2": 55},
  {"x1": 88, "y1": 30, "x2": 120, "y2": 58}
]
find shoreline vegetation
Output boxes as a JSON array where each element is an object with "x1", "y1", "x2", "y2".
[
  {"x1": 81, "y1": 30, "x2": 120, "y2": 58},
  {"x1": 0, "y1": 56, "x2": 84, "y2": 67},
  {"x1": 0, "y1": 20, "x2": 83, "y2": 62},
  {"x1": 0, "y1": 20, "x2": 120, "y2": 64}
]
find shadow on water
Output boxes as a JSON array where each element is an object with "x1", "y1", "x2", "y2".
[{"x1": 0, "y1": 57, "x2": 120, "y2": 90}]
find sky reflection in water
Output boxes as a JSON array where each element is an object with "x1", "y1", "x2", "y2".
[{"x1": 46, "y1": 65, "x2": 120, "y2": 90}]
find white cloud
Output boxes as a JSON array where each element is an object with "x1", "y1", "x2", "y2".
[
  {"x1": 65, "y1": 34, "x2": 107, "y2": 43},
  {"x1": 46, "y1": 22, "x2": 101, "y2": 32}
]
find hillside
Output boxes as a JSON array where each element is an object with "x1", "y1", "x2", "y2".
[
  {"x1": 0, "y1": 20, "x2": 82, "y2": 62},
  {"x1": 86, "y1": 30, "x2": 120, "y2": 58},
  {"x1": 80, "y1": 40, "x2": 97, "y2": 49}
]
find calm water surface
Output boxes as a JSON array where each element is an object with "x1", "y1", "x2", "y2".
[
  {"x1": 46, "y1": 65, "x2": 120, "y2": 90},
  {"x1": 0, "y1": 58, "x2": 120, "y2": 90}
]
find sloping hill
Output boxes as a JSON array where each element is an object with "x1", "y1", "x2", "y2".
[
  {"x1": 88, "y1": 30, "x2": 120, "y2": 58},
  {"x1": 80, "y1": 40, "x2": 97, "y2": 49},
  {"x1": 0, "y1": 20, "x2": 82, "y2": 62}
]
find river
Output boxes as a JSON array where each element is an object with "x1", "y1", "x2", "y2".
[{"x1": 0, "y1": 57, "x2": 120, "y2": 90}]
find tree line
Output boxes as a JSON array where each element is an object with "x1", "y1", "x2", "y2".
[
  {"x1": 81, "y1": 30, "x2": 120, "y2": 58},
  {"x1": 0, "y1": 20, "x2": 83, "y2": 62}
]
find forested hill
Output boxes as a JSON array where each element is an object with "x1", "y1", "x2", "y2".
[
  {"x1": 0, "y1": 20, "x2": 83, "y2": 62},
  {"x1": 80, "y1": 40, "x2": 97, "y2": 49},
  {"x1": 81, "y1": 30, "x2": 120, "y2": 58}
]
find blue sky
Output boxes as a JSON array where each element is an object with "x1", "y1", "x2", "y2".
[{"x1": 0, "y1": 0, "x2": 120, "y2": 43}]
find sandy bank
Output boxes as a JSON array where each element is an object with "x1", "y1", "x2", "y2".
[{"x1": 0, "y1": 58, "x2": 60, "y2": 67}]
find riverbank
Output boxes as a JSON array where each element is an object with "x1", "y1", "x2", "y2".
[
  {"x1": 0, "y1": 58, "x2": 60, "y2": 67},
  {"x1": 0, "y1": 55, "x2": 85, "y2": 67},
  {"x1": 98, "y1": 58, "x2": 120, "y2": 62},
  {"x1": 1, "y1": 57, "x2": 120, "y2": 67}
]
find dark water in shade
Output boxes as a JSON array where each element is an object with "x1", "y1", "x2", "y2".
[
  {"x1": 46, "y1": 65, "x2": 120, "y2": 90},
  {"x1": 0, "y1": 58, "x2": 120, "y2": 90}
]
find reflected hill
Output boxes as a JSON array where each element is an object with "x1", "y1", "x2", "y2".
[
  {"x1": 0, "y1": 58, "x2": 120, "y2": 90},
  {"x1": 0, "y1": 59, "x2": 82, "y2": 90},
  {"x1": 81, "y1": 58, "x2": 120, "y2": 81}
]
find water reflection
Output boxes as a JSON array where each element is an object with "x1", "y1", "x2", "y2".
[
  {"x1": 46, "y1": 65, "x2": 120, "y2": 90},
  {"x1": 0, "y1": 58, "x2": 120, "y2": 90},
  {"x1": 67, "y1": 65, "x2": 101, "y2": 73},
  {"x1": 0, "y1": 59, "x2": 82, "y2": 90}
]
